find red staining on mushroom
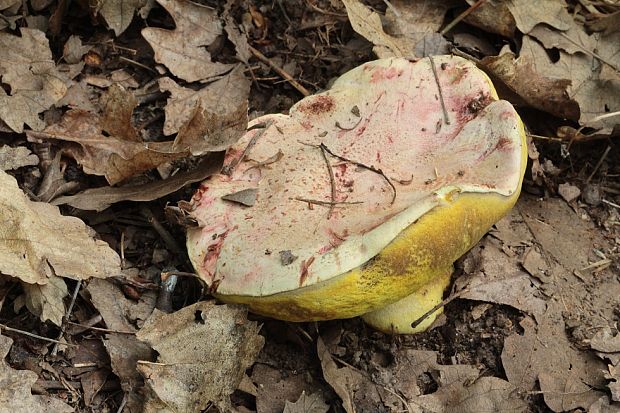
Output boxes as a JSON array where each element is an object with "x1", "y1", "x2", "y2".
[
  {"x1": 298, "y1": 95, "x2": 335, "y2": 115},
  {"x1": 370, "y1": 67, "x2": 404, "y2": 83},
  {"x1": 495, "y1": 136, "x2": 513, "y2": 152}
]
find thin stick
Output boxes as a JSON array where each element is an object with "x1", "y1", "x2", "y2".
[
  {"x1": 293, "y1": 197, "x2": 363, "y2": 207},
  {"x1": 66, "y1": 321, "x2": 135, "y2": 335},
  {"x1": 0, "y1": 323, "x2": 77, "y2": 346},
  {"x1": 410, "y1": 288, "x2": 469, "y2": 330},
  {"x1": 428, "y1": 56, "x2": 450, "y2": 125},
  {"x1": 320, "y1": 145, "x2": 337, "y2": 218},
  {"x1": 440, "y1": 0, "x2": 487, "y2": 35},
  {"x1": 320, "y1": 143, "x2": 397, "y2": 204},
  {"x1": 117, "y1": 56, "x2": 157, "y2": 73},
  {"x1": 602, "y1": 199, "x2": 620, "y2": 209},
  {"x1": 249, "y1": 46, "x2": 311, "y2": 96},
  {"x1": 222, "y1": 121, "x2": 272, "y2": 176},
  {"x1": 586, "y1": 145, "x2": 611, "y2": 184},
  {"x1": 51, "y1": 279, "x2": 82, "y2": 356}
]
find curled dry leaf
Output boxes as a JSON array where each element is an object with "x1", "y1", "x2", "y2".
[
  {"x1": 0, "y1": 28, "x2": 68, "y2": 133},
  {"x1": 0, "y1": 170, "x2": 121, "y2": 285},
  {"x1": 52, "y1": 153, "x2": 223, "y2": 211},
  {"x1": 0, "y1": 334, "x2": 74, "y2": 413},
  {"x1": 136, "y1": 301, "x2": 264, "y2": 413},
  {"x1": 142, "y1": 0, "x2": 234, "y2": 82}
]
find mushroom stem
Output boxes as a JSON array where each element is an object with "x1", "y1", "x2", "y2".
[{"x1": 361, "y1": 266, "x2": 452, "y2": 334}]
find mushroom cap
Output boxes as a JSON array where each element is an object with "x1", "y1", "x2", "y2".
[{"x1": 187, "y1": 56, "x2": 526, "y2": 321}]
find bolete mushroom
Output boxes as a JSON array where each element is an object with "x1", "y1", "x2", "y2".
[{"x1": 187, "y1": 56, "x2": 526, "y2": 334}]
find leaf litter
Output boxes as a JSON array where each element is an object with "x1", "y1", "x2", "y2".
[{"x1": 0, "y1": 0, "x2": 619, "y2": 412}]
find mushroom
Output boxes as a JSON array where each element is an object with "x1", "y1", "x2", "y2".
[{"x1": 187, "y1": 56, "x2": 526, "y2": 334}]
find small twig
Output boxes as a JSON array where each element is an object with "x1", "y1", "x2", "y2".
[
  {"x1": 410, "y1": 287, "x2": 469, "y2": 329},
  {"x1": 428, "y1": 56, "x2": 450, "y2": 126},
  {"x1": 117, "y1": 56, "x2": 157, "y2": 73},
  {"x1": 320, "y1": 143, "x2": 397, "y2": 204},
  {"x1": 335, "y1": 117, "x2": 363, "y2": 131},
  {"x1": 223, "y1": 121, "x2": 272, "y2": 176},
  {"x1": 602, "y1": 199, "x2": 620, "y2": 209},
  {"x1": 527, "y1": 133, "x2": 564, "y2": 143},
  {"x1": 586, "y1": 145, "x2": 611, "y2": 184},
  {"x1": 117, "y1": 392, "x2": 128, "y2": 413},
  {"x1": 0, "y1": 323, "x2": 77, "y2": 347},
  {"x1": 293, "y1": 197, "x2": 363, "y2": 207},
  {"x1": 51, "y1": 279, "x2": 82, "y2": 356},
  {"x1": 249, "y1": 46, "x2": 310, "y2": 96},
  {"x1": 139, "y1": 205, "x2": 185, "y2": 258},
  {"x1": 320, "y1": 145, "x2": 337, "y2": 218},
  {"x1": 440, "y1": 0, "x2": 487, "y2": 35},
  {"x1": 66, "y1": 321, "x2": 135, "y2": 335}
]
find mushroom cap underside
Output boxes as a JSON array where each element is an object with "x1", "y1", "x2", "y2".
[{"x1": 187, "y1": 56, "x2": 526, "y2": 315}]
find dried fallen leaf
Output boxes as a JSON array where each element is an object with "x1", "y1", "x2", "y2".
[
  {"x1": 136, "y1": 301, "x2": 264, "y2": 412},
  {"x1": 502, "y1": 310, "x2": 605, "y2": 411},
  {"x1": 463, "y1": 0, "x2": 516, "y2": 38},
  {"x1": 159, "y1": 67, "x2": 250, "y2": 136},
  {"x1": 283, "y1": 392, "x2": 329, "y2": 413},
  {"x1": 87, "y1": 279, "x2": 154, "y2": 412},
  {"x1": 0, "y1": 334, "x2": 73, "y2": 413},
  {"x1": 317, "y1": 335, "x2": 385, "y2": 413},
  {"x1": 480, "y1": 43, "x2": 580, "y2": 121},
  {"x1": 52, "y1": 153, "x2": 223, "y2": 211},
  {"x1": 456, "y1": 239, "x2": 547, "y2": 322},
  {"x1": 0, "y1": 28, "x2": 68, "y2": 132},
  {"x1": 505, "y1": 0, "x2": 572, "y2": 34},
  {"x1": 0, "y1": 146, "x2": 39, "y2": 171},
  {"x1": 0, "y1": 170, "x2": 121, "y2": 285},
  {"x1": 341, "y1": 0, "x2": 411, "y2": 58},
  {"x1": 591, "y1": 328, "x2": 620, "y2": 354},
  {"x1": 27, "y1": 109, "x2": 183, "y2": 185},
  {"x1": 383, "y1": 0, "x2": 450, "y2": 57},
  {"x1": 14, "y1": 276, "x2": 68, "y2": 326},
  {"x1": 142, "y1": 0, "x2": 234, "y2": 82},
  {"x1": 92, "y1": 0, "x2": 145, "y2": 36},
  {"x1": 415, "y1": 376, "x2": 526, "y2": 413}
]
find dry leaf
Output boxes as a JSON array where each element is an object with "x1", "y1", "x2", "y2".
[
  {"x1": 94, "y1": 0, "x2": 146, "y2": 36},
  {"x1": 17, "y1": 276, "x2": 68, "y2": 326},
  {"x1": 136, "y1": 301, "x2": 264, "y2": 412},
  {"x1": 0, "y1": 170, "x2": 121, "y2": 285},
  {"x1": 317, "y1": 335, "x2": 384, "y2": 413},
  {"x1": 590, "y1": 328, "x2": 620, "y2": 354},
  {"x1": 52, "y1": 153, "x2": 223, "y2": 211},
  {"x1": 480, "y1": 43, "x2": 580, "y2": 121},
  {"x1": 223, "y1": 0, "x2": 251, "y2": 64},
  {"x1": 415, "y1": 377, "x2": 526, "y2": 413},
  {"x1": 87, "y1": 278, "x2": 154, "y2": 411},
  {"x1": 27, "y1": 109, "x2": 183, "y2": 185},
  {"x1": 141, "y1": 0, "x2": 234, "y2": 82},
  {"x1": 383, "y1": 0, "x2": 450, "y2": 57},
  {"x1": 0, "y1": 146, "x2": 39, "y2": 170},
  {"x1": 62, "y1": 35, "x2": 91, "y2": 64},
  {"x1": 505, "y1": 0, "x2": 572, "y2": 34},
  {"x1": 0, "y1": 28, "x2": 68, "y2": 132},
  {"x1": 464, "y1": 0, "x2": 516, "y2": 38},
  {"x1": 283, "y1": 392, "x2": 329, "y2": 413},
  {"x1": 502, "y1": 311, "x2": 605, "y2": 411},
  {"x1": 456, "y1": 239, "x2": 547, "y2": 322},
  {"x1": 251, "y1": 363, "x2": 309, "y2": 413},
  {"x1": 0, "y1": 334, "x2": 74, "y2": 413},
  {"x1": 341, "y1": 0, "x2": 411, "y2": 58},
  {"x1": 159, "y1": 67, "x2": 250, "y2": 136}
]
